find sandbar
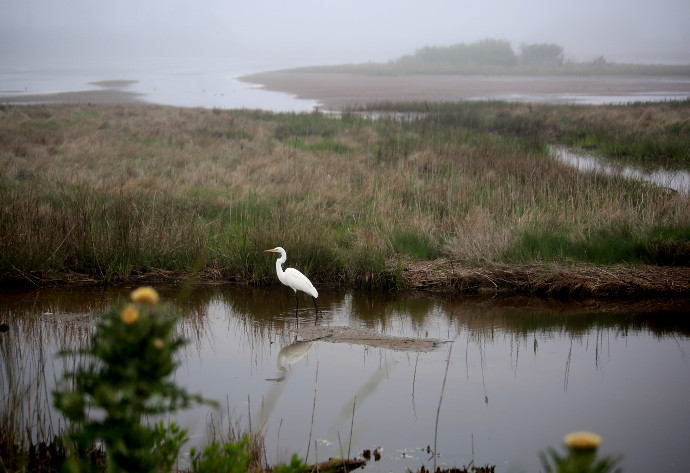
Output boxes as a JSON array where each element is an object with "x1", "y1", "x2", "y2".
[
  {"x1": 296, "y1": 325, "x2": 444, "y2": 352},
  {"x1": 239, "y1": 71, "x2": 690, "y2": 110},
  {"x1": 0, "y1": 80, "x2": 144, "y2": 105}
]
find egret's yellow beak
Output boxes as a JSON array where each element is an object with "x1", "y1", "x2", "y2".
[{"x1": 263, "y1": 248, "x2": 277, "y2": 253}]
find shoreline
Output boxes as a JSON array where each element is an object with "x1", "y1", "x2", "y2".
[
  {"x1": 238, "y1": 71, "x2": 690, "y2": 110},
  {"x1": 0, "y1": 80, "x2": 144, "y2": 105},
  {"x1": 3, "y1": 260, "x2": 690, "y2": 301}
]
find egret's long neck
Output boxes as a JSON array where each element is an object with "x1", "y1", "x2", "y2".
[{"x1": 275, "y1": 252, "x2": 287, "y2": 275}]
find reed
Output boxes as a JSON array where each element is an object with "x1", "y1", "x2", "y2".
[{"x1": 1, "y1": 102, "x2": 688, "y2": 288}]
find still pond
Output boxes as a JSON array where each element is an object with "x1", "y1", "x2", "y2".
[{"x1": 1, "y1": 285, "x2": 689, "y2": 472}]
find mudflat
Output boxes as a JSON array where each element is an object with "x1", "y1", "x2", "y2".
[
  {"x1": 239, "y1": 71, "x2": 690, "y2": 109},
  {"x1": 0, "y1": 80, "x2": 143, "y2": 105}
]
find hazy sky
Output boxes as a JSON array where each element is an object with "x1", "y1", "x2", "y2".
[{"x1": 2, "y1": 0, "x2": 689, "y2": 69}]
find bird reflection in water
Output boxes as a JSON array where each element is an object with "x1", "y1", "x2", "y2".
[{"x1": 266, "y1": 339, "x2": 314, "y2": 382}]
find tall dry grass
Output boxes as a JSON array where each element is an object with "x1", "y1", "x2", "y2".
[{"x1": 1, "y1": 102, "x2": 688, "y2": 287}]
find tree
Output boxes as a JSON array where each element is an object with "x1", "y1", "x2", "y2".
[
  {"x1": 520, "y1": 43, "x2": 565, "y2": 66},
  {"x1": 400, "y1": 39, "x2": 517, "y2": 66}
]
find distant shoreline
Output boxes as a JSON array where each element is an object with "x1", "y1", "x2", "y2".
[
  {"x1": 3, "y1": 72, "x2": 690, "y2": 110},
  {"x1": 0, "y1": 80, "x2": 144, "y2": 105},
  {"x1": 239, "y1": 71, "x2": 690, "y2": 110}
]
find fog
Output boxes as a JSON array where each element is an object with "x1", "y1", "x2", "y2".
[{"x1": 2, "y1": 0, "x2": 689, "y2": 71}]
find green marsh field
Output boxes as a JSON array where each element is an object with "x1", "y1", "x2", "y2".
[{"x1": 1, "y1": 100, "x2": 689, "y2": 294}]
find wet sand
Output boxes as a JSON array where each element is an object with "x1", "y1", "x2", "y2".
[{"x1": 239, "y1": 71, "x2": 690, "y2": 109}]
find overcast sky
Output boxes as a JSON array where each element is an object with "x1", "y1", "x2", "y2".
[{"x1": 2, "y1": 0, "x2": 689, "y2": 70}]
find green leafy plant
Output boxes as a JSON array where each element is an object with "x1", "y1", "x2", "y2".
[
  {"x1": 189, "y1": 436, "x2": 254, "y2": 473},
  {"x1": 153, "y1": 421, "x2": 189, "y2": 473},
  {"x1": 54, "y1": 286, "x2": 213, "y2": 473},
  {"x1": 272, "y1": 454, "x2": 309, "y2": 473}
]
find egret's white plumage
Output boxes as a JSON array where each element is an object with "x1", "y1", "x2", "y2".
[{"x1": 264, "y1": 247, "x2": 318, "y2": 314}]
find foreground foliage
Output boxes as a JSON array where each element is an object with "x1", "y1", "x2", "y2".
[
  {"x1": 53, "y1": 287, "x2": 212, "y2": 472},
  {"x1": 50, "y1": 286, "x2": 308, "y2": 473},
  {"x1": 0, "y1": 101, "x2": 688, "y2": 288}
]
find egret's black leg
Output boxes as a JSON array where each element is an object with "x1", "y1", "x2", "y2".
[
  {"x1": 312, "y1": 296, "x2": 319, "y2": 318},
  {"x1": 294, "y1": 293, "x2": 299, "y2": 326}
]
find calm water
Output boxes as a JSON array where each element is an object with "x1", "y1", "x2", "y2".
[
  {"x1": 0, "y1": 59, "x2": 317, "y2": 111},
  {"x1": 1, "y1": 285, "x2": 689, "y2": 472},
  {"x1": 1, "y1": 59, "x2": 689, "y2": 111}
]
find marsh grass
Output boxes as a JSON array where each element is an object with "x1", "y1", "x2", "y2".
[
  {"x1": 366, "y1": 99, "x2": 690, "y2": 165},
  {"x1": 1, "y1": 102, "x2": 688, "y2": 288}
]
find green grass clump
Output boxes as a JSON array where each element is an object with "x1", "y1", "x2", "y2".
[
  {"x1": 273, "y1": 113, "x2": 341, "y2": 140},
  {"x1": 504, "y1": 224, "x2": 641, "y2": 264},
  {"x1": 391, "y1": 229, "x2": 440, "y2": 260},
  {"x1": 505, "y1": 223, "x2": 690, "y2": 265}
]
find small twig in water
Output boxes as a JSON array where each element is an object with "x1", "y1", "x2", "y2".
[
  {"x1": 247, "y1": 395, "x2": 252, "y2": 439},
  {"x1": 306, "y1": 360, "x2": 319, "y2": 461},
  {"x1": 434, "y1": 339, "x2": 455, "y2": 471},
  {"x1": 338, "y1": 431, "x2": 344, "y2": 461},
  {"x1": 348, "y1": 395, "x2": 357, "y2": 459}
]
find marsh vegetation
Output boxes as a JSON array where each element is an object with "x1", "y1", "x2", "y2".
[{"x1": 0, "y1": 100, "x2": 688, "y2": 291}]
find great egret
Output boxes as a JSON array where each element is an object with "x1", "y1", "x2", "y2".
[{"x1": 264, "y1": 247, "x2": 319, "y2": 315}]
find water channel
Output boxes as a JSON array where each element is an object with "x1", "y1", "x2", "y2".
[
  {"x1": 550, "y1": 145, "x2": 690, "y2": 195},
  {"x1": 1, "y1": 286, "x2": 689, "y2": 472}
]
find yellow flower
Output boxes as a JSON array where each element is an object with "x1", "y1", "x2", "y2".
[
  {"x1": 563, "y1": 431, "x2": 602, "y2": 451},
  {"x1": 121, "y1": 304, "x2": 140, "y2": 324},
  {"x1": 153, "y1": 338, "x2": 165, "y2": 349},
  {"x1": 131, "y1": 286, "x2": 159, "y2": 306}
]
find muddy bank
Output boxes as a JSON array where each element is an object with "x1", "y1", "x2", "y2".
[
  {"x1": 398, "y1": 260, "x2": 690, "y2": 297},
  {"x1": 6, "y1": 261, "x2": 690, "y2": 301},
  {"x1": 238, "y1": 71, "x2": 690, "y2": 109}
]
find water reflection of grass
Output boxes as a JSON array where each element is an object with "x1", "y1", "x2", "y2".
[
  {"x1": 1, "y1": 287, "x2": 685, "y2": 471},
  {"x1": 0, "y1": 314, "x2": 82, "y2": 468},
  {"x1": 1, "y1": 102, "x2": 688, "y2": 290}
]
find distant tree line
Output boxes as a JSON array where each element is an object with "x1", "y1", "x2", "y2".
[
  {"x1": 395, "y1": 39, "x2": 565, "y2": 67},
  {"x1": 293, "y1": 38, "x2": 690, "y2": 76}
]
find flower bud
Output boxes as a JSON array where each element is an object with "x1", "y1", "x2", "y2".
[
  {"x1": 131, "y1": 286, "x2": 159, "y2": 306},
  {"x1": 120, "y1": 304, "x2": 140, "y2": 324},
  {"x1": 563, "y1": 431, "x2": 602, "y2": 451}
]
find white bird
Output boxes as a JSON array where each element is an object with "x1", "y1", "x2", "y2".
[{"x1": 264, "y1": 247, "x2": 319, "y2": 315}]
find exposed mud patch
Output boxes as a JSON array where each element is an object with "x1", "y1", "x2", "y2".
[{"x1": 295, "y1": 325, "x2": 445, "y2": 352}]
